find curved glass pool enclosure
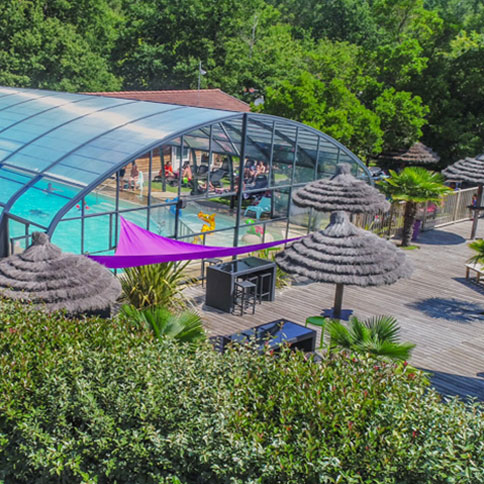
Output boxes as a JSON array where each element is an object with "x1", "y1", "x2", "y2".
[{"x1": 0, "y1": 86, "x2": 371, "y2": 257}]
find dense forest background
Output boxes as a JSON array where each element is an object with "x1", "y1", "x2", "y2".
[{"x1": 0, "y1": 0, "x2": 483, "y2": 164}]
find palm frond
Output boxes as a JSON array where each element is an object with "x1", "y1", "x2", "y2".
[
  {"x1": 365, "y1": 315, "x2": 400, "y2": 343},
  {"x1": 328, "y1": 315, "x2": 415, "y2": 361},
  {"x1": 468, "y1": 240, "x2": 484, "y2": 265},
  {"x1": 375, "y1": 341, "x2": 416, "y2": 361},
  {"x1": 327, "y1": 320, "x2": 353, "y2": 350},
  {"x1": 379, "y1": 166, "x2": 451, "y2": 203}
]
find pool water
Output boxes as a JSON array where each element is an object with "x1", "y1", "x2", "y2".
[{"x1": 9, "y1": 186, "x2": 238, "y2": 254}]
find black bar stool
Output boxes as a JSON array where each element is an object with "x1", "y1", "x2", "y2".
[
  {"x1": 257, "y1": 272, "x2": 272, "y2": 303},
  {"x1": 232, "y1": 280, "x2": 257, "y2": 316},
  {"x1": 243, "y1": 272, "x2": 272, "y2": 304},
  {"x1": 201, "y1": 257, "x2": 223, "y2": 287}
]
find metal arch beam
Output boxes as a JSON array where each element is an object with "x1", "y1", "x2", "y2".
[
  {"x1": 248, "y1": 113, "x2": 372, "y2": 183},
  {"x1": 0, "y1": 92, "x2": 66, "y2": 128},
  {"x1": 0, "y1": 99, "x2": 141, "y2": 227},
  {"x1": 0, "y1": 93, "x2": 89, "y2": 136},
  {"x1": 249, "y1": 117, "x2": 317, "y2": 166},
  {"x1": 221, "y1": 120, "x2": 272, "y2": 160},
  {"x1": 46, "y1": 112, "x2": 245, "y2": 236},
  {"x1": 185, "y1": 127, "x2": 230, "y2": 155},
  {"x1": 46, "y1": 112, "x2": 370, "y2": 239},
  {"x1": 0, "y1": 103, "x2": 184, "y2": 225},
  {"x1": 0, "y1": 99, "x2": 137, "y2": 169}
]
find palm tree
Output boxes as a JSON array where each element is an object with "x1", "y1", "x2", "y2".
[
  {"x1": 467, "y1": 239, "x2": 484, "y2": 266},
  {"x1": 327, "y1": 315, "x2": 415, "y2": 361},
  {"x1": 379, "y1": 167, "x2": 451, "y2": 247}
]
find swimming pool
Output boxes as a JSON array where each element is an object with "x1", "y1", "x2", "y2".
[{"x1": 8, "y1": 185, "x2": 239, "y2": 254}]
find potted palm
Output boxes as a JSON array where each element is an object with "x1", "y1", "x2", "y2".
[{"x1": 379, "y1": 167, "x2": 451, "y2": 247}]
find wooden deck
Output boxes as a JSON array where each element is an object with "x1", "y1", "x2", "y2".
[{"x1": 187, "y1": 220, "x2": 484, "y2": 401}]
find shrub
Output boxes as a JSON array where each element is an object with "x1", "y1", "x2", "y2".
[
  {"x1": 0, "y1": 300, "x2": 483, "y2": 483},
  {"x1": 120, "y1": 261, "x2": 194, "y2": 310}
]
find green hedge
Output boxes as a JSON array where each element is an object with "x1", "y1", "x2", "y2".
[{"x1": 0, "y1": 300, "x2": 483, "y2": 483}]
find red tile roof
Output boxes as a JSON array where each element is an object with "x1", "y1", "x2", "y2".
[{"x1": 84, "y1": 89, "x2": 251, "y2": 112}]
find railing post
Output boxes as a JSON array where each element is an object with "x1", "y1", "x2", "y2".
[{"x1": 452, "y1": 189, "x2": 461, "y2": 222}]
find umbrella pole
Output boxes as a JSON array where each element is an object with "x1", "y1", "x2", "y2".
[
  {"x1": 333, "y1": 283, "x2": 344, "y2": 319},
  {"x1": 471, "y1": 185, "x2": 483, "y2": 240}
]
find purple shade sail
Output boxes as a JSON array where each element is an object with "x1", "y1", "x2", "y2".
[{"x1": 88, "y1": 217, "x2": 298, "y2": 268}]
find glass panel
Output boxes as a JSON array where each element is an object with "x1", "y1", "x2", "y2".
[
  {"x1": 317, "y1": 142, "x2": 340, "y2": 178},
  {"x1": 245, "y1": 118, "x2": 272, "y2": 163},
  {"x1": 1, "y1": 96, "x2": 130, "y2": 167},
  {"x1": 51, "y1": 218, "x2": 82, "y2": 254},
  {"x1": 179, "y1": 198, "x2": 237, "y2": 245},
  {"x1": 150, "y1": 203, "x2": 177, "y2": 237},
  {"x1": 150, "y1": 146, "x2": 179, "y2": 202},
  {"x1": 271, "y1": 122, "x2": 297, "y2": 187},
  {"x1": 8, "y1": 218, "x2": 30, "y2": 253},
  {"x1": 0, "y1": 167, "x2": 33, "y2": 200},
  {"x1": 294, "y1": 129, "x2": 318, "y2": 185},
  {"x1": 10, "y1": 178, "x2": 81, "y2": 226},
  {"x1": 273, "y1": 188, "x2": 290, "y2": 219},
  {"x1": 83, "y1": 213, "x2": 114, "y2": 254}
]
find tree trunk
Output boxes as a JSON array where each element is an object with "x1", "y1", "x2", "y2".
[{"x1": 401, "y1": 202, "x2": 417, "y2": 247}]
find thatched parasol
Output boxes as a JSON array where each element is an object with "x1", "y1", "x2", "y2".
[
  {"x1": 442, "y1": 156, "x2": 484, "y2": 239},
  {"x1": 0, "y1": 232, "x2": 121, "y2": 317},
  {"x1": 292, "y1": 163, "x2": 390, "y2": 214},
  {"x1": 377, "y1": 142, "x2": 440, "y2": 166},
  {"x1": 276, "y1": 211, "x2": 412, "y2": 319}
]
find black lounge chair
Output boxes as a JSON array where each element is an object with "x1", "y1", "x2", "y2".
[{"x1": 209, "y1": 168, "x2": 227, "y2": 188}]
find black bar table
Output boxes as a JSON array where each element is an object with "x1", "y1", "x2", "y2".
[{"x1": 205, "y1": 256, "x2": 276, "y2": 312}]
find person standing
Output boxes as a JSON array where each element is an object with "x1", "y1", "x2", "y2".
[{"x1": 129, "y1": 162, "x2": 139, "y2": 190}]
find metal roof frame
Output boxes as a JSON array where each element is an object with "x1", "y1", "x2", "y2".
[{"x1": 0, "y1": 86, "x2": 371, "y2": 240}]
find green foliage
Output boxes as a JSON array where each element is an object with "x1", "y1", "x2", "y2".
[
  {"x1": 373, "y1": 88, "x2": 429, "y2": 151},
  {"x1": 380, "y1": 167, "x2": 451, "y2": 203},
  {"x1": 379, "y1": 167, "x2": 451, "y2": 246},
  {"x1": 249, "y1": 247, "x2": 292, "y2": 288},
  {"x1": 0, "y1": 0, "x2": 482, "y2": 163},
  {"x1": 119, "y1": 304, "x2": 206, "y2": 344},
  {"x1": 0, "y1": 299, "x2": 483, "y2": 482},
  {"x1": 328, "y1": 315, "x2": 416, "y2": 360},
  {"x1": 261, "y1": 70, "x2": 383, "y2": 158},
  {"x1": 120, "y1": 261, "x2": 193, "y2": 310},
  {"x1": 467, "y1": 239, "x2": 484, "y2": 266},
  {"x1": 0, "y1": 0, "x2": 122, "y2": 90}
]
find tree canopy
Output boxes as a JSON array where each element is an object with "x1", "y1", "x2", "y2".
[{"x1": 0, "y1": 0, "x2": 482, "y2": 165}]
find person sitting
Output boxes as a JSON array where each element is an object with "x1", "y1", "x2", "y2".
[
  {"x1": 129, "y1": 161, "x2": 139, "y2": 190},
  {"x1": 256, "y1": 161, "x2": 268, "y2": 175},
  {"x1": 244, "y1": 165, "x2": 256, "y2": 185},
  {"x1": 181, "y1": 162, "x2": 192, "y2": 185},
  {"x1": 164, "y1": 160, "x2": 174, "y2": 178}
]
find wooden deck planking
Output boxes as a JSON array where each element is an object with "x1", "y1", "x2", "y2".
[{"x1": 187, "y1": 220, "x2": 484, "y2": 401}]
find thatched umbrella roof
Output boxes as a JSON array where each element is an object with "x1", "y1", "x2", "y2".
[
  {"x1": 276, "y1": 211, "x2": 412, "y2": 318},
  {"x1": 378, "y1": 142, "x2": 440, "y2": 166},
  {"x1": 442, "y1": 156, "x2": 484, "y2": 185},
  {"x1": 292, "y1": 164, "x2": 390, "y2": 214},
  {"x1": 0, "y1": 232, "x2": 121, "y2": 317}
]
